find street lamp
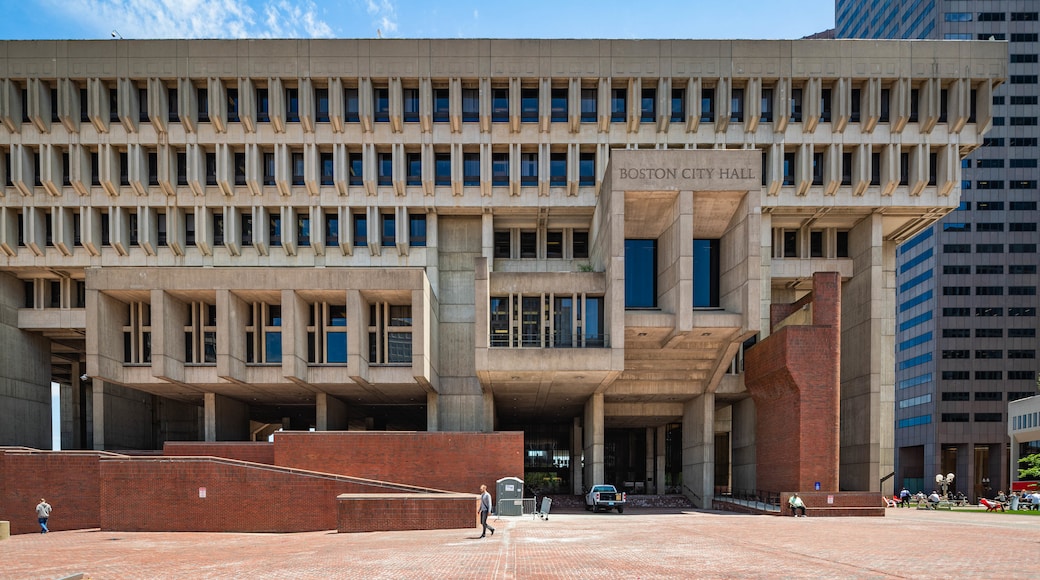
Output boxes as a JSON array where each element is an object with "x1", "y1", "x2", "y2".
[{"x1": 935, "y1": 472, "x2": 955, "y2": 500}]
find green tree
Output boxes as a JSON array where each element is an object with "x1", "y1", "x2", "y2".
[{"x1": 1019, "y1": 453, "x2": 1040, "y2": 480}]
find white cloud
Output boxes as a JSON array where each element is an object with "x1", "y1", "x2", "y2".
[
  {"x1": 45, "y1": 0, "x2": 333, "y2": 39},
  {"x1": 365, "y1": 0, "x2": 398, "y2": 35}
]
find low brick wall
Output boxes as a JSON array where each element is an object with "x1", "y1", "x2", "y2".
[
  {"x1": 163, "y1": 442, "x2": 275, "y2": 465},
  {"x1": 275, "y1": 431, "x2": 524, "y2": 495},
  {"x1": 0, "y1": 449, "x2": 107, "y2": 535},
  {"x1": 337, "y1": 493, "x2": 477, "y2": 533},
  {"x1": 782, "y1": 492, "x2": 885, "y2": 517}
]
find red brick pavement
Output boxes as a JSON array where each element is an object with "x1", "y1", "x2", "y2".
[{"x1": 1, "y1": 507, "x2": 1038, "y2": 579}]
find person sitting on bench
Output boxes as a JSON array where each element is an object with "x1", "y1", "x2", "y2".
[
  {"x1": 927, "y1": 491, "x2": 941, "y2": 509},
  {"x1": 789, "y1": 493, "x2": 806, "y2": 517}
]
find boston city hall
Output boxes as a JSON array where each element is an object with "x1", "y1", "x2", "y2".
[{"x1": 0, "y1": 38, "x2": 1005, "y2": 503}]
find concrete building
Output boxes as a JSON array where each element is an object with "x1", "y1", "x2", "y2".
[
  {"x1": 0, "y1": 38, "x2": 1004, "y2": 504},
  {"x1": 838, "y1": 0, "x2": 1040, "y2": 500},
  {"x1": 1008, "y1": 395, "x2": 1040, "y2": 489}
]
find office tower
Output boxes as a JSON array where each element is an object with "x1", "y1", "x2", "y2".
[
  {"x1": 0, "y1": 38, "x2": 1002, "y2": 501},
  {"x1": 838, "y1": 1, "x2": 1039, "y2": 499}
]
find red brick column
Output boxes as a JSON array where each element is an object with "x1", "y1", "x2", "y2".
[{"x1": 744, "y1": 272, "x2": 840, "y2": 493}]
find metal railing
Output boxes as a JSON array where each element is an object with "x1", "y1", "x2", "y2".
[
  {"x1": 714, "y1": 487, "x2": 782, "y2": 512},
  {"x1": 488, "y1": 332, "x2": 610, "y2": 349}
]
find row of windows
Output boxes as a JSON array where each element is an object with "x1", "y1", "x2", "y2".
[
  {"x1": 983, "y1": 136, "x2": 1040, "y2": 146},
  {"x1": 1, "y1": 75, "x2": 985, "y2": 134},
  {"x1": 974, "y1": 158, "x2": 1040, "y2": 167},
  {"x1": 942, "y1": 265, "x2": 1037, "y2": 275},
  {"x1": 0, "y1": 146, "x2": 600, "y2": 191},
  {"x1": 489, "y1": 294, "x2": 606, "y2": 349},
  {"x1": 3, "y1": 207, "x2": 428, "y2": 254},
  {"x1": 492, "y1": 229, "x2": 589, "y2": 260},
  {"x1": 943, "y1": 33, "x2": 1040, "y2": 42},
  {"x1": 945, "y1": 11, "x2": 1039, "y2": 22},
  {"x1": 954, "y1": 201, "x2": 1037, "y2": 211},
  {"x1": 940, "y1": 349, "x2": 1036, "y2": 359},
  {"x1": 943, "y1": 307, "x2": 1036, "y2": 317},
  {"x1": 943, "y1": 222, "x2": 1038, "y2": 232},
  {"x1": 941, "y1": 328, "x2": 1037, "y2": 338},
  {"x1": 1012, "y1": 412, "x2": 1040, "y2": 431},
  {"x1": 939, "y1": 413, "x2": 1003, "y2": 423},
  {"x1": 943, "y1": 243, "x2": 1037, "y2": 253},
  {"x1": 942, "y1": 286, "x2": 1037, "y2": 295},
  {"x1": 941, "y1": 371, "x2": 1036, "y2": 382},
  {"x1": 121, "y1": 300, "x2": 412, "y2": 366},
  {"x1": 960, "y1": 181, "x2": 1038, "y2": 191}
]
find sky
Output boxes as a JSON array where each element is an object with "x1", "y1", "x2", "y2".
[{"x1": 0, "y1": 0, "x2": 836, "y2": 41}]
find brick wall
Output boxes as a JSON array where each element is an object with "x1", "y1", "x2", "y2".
[
  {"x1": 99, "y1": 457, "x2": 437, "y2": 533},
  {"x1": 0, "y1": 450, "x2": 103, "y2": 535},
  {"x1": 163, "y1": 441, "x2": 275, "y2": 464},
  {"x1": 782, "y1": 491, "x2": 885, "y2": 517},
  {"x1": 745, "y1": 272, "x2": 841, "y2": 494},
  {"x1": 337, "y1": 494, "x2": 477, "y2": 533},
  {"x1": 274, "y1": 431, "x2": 525, "y2": 494}
]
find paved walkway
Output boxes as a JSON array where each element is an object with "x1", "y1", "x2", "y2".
[{"x1": 2, "y1": 507, "x2": 1038, "y2": 579}]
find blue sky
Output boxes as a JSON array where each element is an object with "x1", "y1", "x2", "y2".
[{"x1": 0, "y1": 1, "x2": 836, "y2": 40}]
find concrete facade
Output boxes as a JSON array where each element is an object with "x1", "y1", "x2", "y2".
[
  {"x1": 0, "y1": 38, "x2": 1005, "y2": 504},
  {"x1": 839, "y1": 0, "x2": 1040, "y2": 501}
]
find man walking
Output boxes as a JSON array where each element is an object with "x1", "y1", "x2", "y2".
[
  {"x1": 36, "y1": 498, "x2": 52, "y2": 534},
  {"x1": 477, "y1": 484, "x2": 495, "y2": 538}
]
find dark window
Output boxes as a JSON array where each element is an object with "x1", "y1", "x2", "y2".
[
  {"x1": 942, "y1": 350, "x2": 969, "y2": 359},
  {"x1": 292, "y1": 152, "x2": 305, "y2": 186},
  {"x1": 377, "y1": 152, "x2": 392, "y2": 186},
  {"x1": 353, "y1": 213, "x2": 367, "y2": 247},
  {"x1": 462, "y1": 88, "x2": 479, "y2": 122},
  {"x1": 521, "y1": 88, "x2": 538, "y2": 122},
  {"x1": 491, "y1": 88, "x2": 509, "y2": 122},
  {"x1": 641, "y1": 87, "x2": 656, "y2": 122},
  {"x1": 611, "y1": 88, "x2": 626, "y2": 122},
  {"x1": 546, "y1": 231, "x2": 563, "y2": 259},
  {"x1": 381, "y1": 213, "x2": 395, "y2": 246},
  {"x1": 403, "y1": 88, "x2": 420, "y2": 123},
  {"x1": 492, "y1": 152, "x2": 509, "y2": 186},
  {"x1": 241, "y1": 213, "x2": 253, "y2": 246},
  {"x1": 700, "y1": 88, "x2": 714, "y2": 122},
  {"x1": 234, "y1": 152, "x2": 246, "y2": 186},
  {"x1": 432, "y1": 88, "x2": 449, "y2": 123},
  {"x1": 975, "y1": 371, "x2": 1002, "y2": 380},
  {"x1": 836, "y1": 231, "x2": 849, "y2": 257},
  {"x1": 625, "y1": 239, "x2": 657, "y2": 308},
  {"x1": 213, "y1": 213, "x2": 223, "y2": 246},
  {"x1": 409, "y1": 214, "x2": 426, "y2": 247},
  {"x1": 941, "y1": 372, "x2": 968, "y2": 381},
  {"x1": 693, "y1": 239, "x2": 720, "y2": 308},
  {"x1": 325, "y1": 213, "x2": 339, "y2": 246},
  {"x1": 762, "y1": 88, "x2": 774, "y2": 123},
  {"x1": 943, "y1": 329, "x2": 970, "y2": 338},
  {"x1": 579, "y1": 152, "x2": 595, "y2": 186},
  {"x1": 790, "y1": 88, "x2": 803, "y2": 122},
  {"x1": 551, "y1": 88, "x2": 567, "y2": 122},
  {"x1": 975, "y1": 413, "x2": 1003, "y2": 422},
  {"x1": 349, "y1": 152, "x2": 363, "y2": 186},
  {"x1": 344, "y1": 87, "x2": 359, "y2": 122},
  {"x1": 406, "y1": 152, "x2": 421, "y2": 186},
  {"x1": 463, "y1": 152, "x2": 480, "y2": 186},
  {"x1": 257, "y1": 88, "x2": 269, "y2": 122},
  {"x1": 581, "y1": 88, "x2": 597, "y2": 122},
  {"x1": 285, "y1": 88, "x2": 299, "y2": 122},
  {"x1": 197, "y1": 88, "x2": 209, "y2": 122},
  {"x1": 671, "y1": 88, "x2": 685, "y2": 122},
  {"x1": 493, "y1": 231, "x2": 511, "y2": 258},
  {"x1": 941, "y1": 413, "x2": 969, "y2": 423},
  {"x1": 205, "y1": 152, "x2": 217, "y2": 186},
  {"x1": 520, "y1": 152, "x2": 537, "y2": 186},
  {"x1": 945, "y1": 265, "x2": 970, "y2": 274},
  {"x1": 315, "y1": 88, "x2": 329, "y2": 123},
  {"x1": 520, "y1": 231, "x2": 537, "y2": 258},
  {"x1": 373, "y1": 87, "x2": 389, "y2": 122},
  {"x1": 573, "y1": 231, "x2": 589, "y2": 259},
  {"x1": 263, "y1": 152, "x2": 275, "y2": 186},
  {"x1": 167, "y1": 87, "x2": 178, "y2": 122},
  {"x1": 549, "y1": 152, "x2": 566, "y2": 186},
  {"x1": 268, "y1": 214, "x2": 280, "y2": 247},
  {"x1": 320, "y1": 152, "x2": 333, "y2": 186},
  {"x1": 297, "y1": 213, "x2": 310, "y2": 247},
  {"x1": 435, "y1": 153, "x2": 450, "y2": 186}
]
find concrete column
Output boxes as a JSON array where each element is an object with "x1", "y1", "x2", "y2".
[
  {"x1": 204, "y1": 392, "x2": 250, "y2": 441},
  {"x1": 572, "y1": 416, "x2": 583, "y2": 495},
  {"x1": 92, "y1": 381, "x2": 154, "y2": 450},
  {"x1": 655, "y1": 425, "x2": 666, "y2": 495},
  {"x1": 0, "y1": 273, "x2": 52, "y2": 448},
  {"x1": 583, "y1": 393, "x2": 604, "y2": 488},
  {"x1": 426, "y1": 392, "x2": 439, "y2": 432},
  {"x1": 682, "y1": 393, "x2": 714, "y2": 508},
  {"x1": 840, "y1": 213, "x2": 894, "y2": 492},
  {"x1": 731, "y1": 398, "x2": 757, "y2": 492},
  {"x1": 61, "y1": 361, "x2": 88, "y2": 450},
  {"x1": 482, "y1": 388, "x2": 495, "y2": 432},
  {"x1": 316, "y1": 393, "x2": 348, "y2": 431},
  {"x1": 645, "y1": 427, "x2": 656, "y2": 494}
]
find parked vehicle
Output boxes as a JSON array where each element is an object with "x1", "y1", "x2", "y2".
[{"x1": 585, "y1": 484, "x2": 626, "y2": 513}]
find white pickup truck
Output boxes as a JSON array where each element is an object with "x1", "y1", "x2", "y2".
[{"x1": 585, "y1": 484, "x2": 626, "y2": 513}]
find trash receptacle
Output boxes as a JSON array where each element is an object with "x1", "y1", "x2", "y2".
[{"x1": 496, "y1": 476, "x2": 524, "y2": 516}]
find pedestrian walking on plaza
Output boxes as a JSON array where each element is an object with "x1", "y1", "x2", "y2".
[
  {"x1": 36, "y1": 498, "x2": 52, "y2": 534},
  {"x1": 477, "y1": 484, "x2": 495, "y2": 538},
  {"x1": 788, "y1": 493, "x2": 806, "y2": 517}
]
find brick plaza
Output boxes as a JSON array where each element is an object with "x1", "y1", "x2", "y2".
[{"x1": 3, "y1": 507, "x2": 1038, "y2": 579}]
